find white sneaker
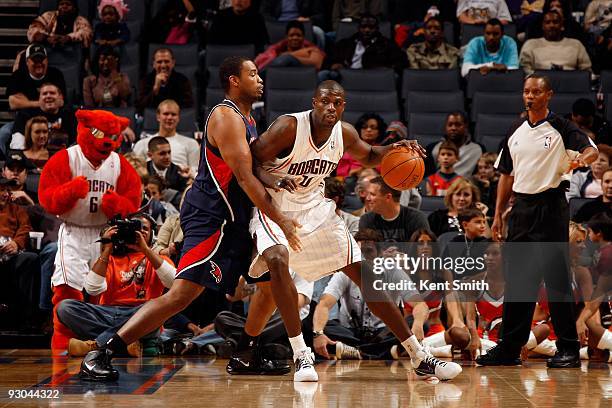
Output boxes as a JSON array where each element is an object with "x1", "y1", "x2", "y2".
[
  {"x1": 411, "y1": 349, "x2": 462, "y2": 381},
  {"x1": 294, "y1": 348, "x2": 318, "y2": 382},
  {"x1": 335, "y1": 342, "x2": 361, "y2": 360}
]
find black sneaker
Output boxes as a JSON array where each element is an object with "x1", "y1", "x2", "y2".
[
  {"x1": 547, "y1": 350, "x2": 580, "y2": 368},
  {"x1": 475, "y1": 344, "x2": 521, "y2": 366},
  {"x1": 226, "y1": 347, "x2": 291, "y2": 375},
  {"x1": 79, "y1": 349, "x2": 119, "y2": 382}
]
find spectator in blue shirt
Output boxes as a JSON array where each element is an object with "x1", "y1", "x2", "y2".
[{"x1": 461, "y1": 18, "x2": 519, "y2": 77}]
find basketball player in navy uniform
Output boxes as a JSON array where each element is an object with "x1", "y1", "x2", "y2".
[
  {"x1": 79, "y1": 57, "x2": 302, "y2": 381},
  {"x1": 228, "y1": 81, "x2": 463, "y2": 381}
]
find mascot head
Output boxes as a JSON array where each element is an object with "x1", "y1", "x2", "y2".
[{"x1": 75, "y1": 109, "x2": 130, "y2": 163}]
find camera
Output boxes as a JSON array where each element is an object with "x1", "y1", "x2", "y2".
[{"x1": 109, "y1": 217, "x2": 143, "y2": 254}]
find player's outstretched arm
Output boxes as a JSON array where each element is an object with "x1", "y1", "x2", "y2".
[
  {"x1": 341, "y1": 122, "x2": 426, "y2": 167},
  {"x1": 209, "y1": 108, "x2": 302, "y2": 251}
]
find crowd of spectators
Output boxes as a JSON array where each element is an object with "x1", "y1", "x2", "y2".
[{"x1": 0, "y1": 0, "x2": 610, "y2": 363}]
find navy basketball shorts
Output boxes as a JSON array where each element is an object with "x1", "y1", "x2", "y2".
[{"x1": 176, "y1": 201, "x2": 253, "y2": 292}]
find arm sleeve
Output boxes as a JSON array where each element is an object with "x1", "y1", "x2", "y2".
[
  {"x1": 576, "y1": 42, "x2": 592, "y2": 71},
  {"x1": 13, "y1": 206, "x2": 32, "y2": 250},
  {"x1": 567, "y1": 171, "x2": 584, "y2": 200},
  {"x1": 456, "y1": 0, "x2": 468, "y2": 16},
  {"x1": 519, "y1": 41, "x2": 535, "y2": 74},
  {"x1": 494, "y1": 137, "x2": 514, "y2": 175},
  {"x1": 496, "y1": 0, "x2": 512, "y2": 21},
  {"x1": 155, "y1": 259, "x2": 176, "y2": 288},
  {"x1": 504, "y1": 37, "x2": 519, "y2": 69},
  {"x1": 84, "y1": 271, "x2": 107, "y2": 296},
  {"x1": 561, "y1": 118, "x2": 596, "y2": 152}
]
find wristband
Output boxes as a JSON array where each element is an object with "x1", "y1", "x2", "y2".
[{"x1": 313, "y1": 330, "x2": 324, "y2": 338}]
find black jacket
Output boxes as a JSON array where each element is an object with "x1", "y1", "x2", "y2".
[
  {"x1": 146, "y1": 161, "x2": 188, "y2": 195},
  {"x1": 331, "y1": 32, "x2": 407, "y2": 71}
]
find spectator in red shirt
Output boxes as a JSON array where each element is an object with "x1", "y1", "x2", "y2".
[{"x1": 56, "y1": 214, "x2": 176, "y2": 356}]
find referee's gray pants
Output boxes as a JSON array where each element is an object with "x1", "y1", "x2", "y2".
[{"x1": 500, "y1": 189, "x2": 579, "y2": 355}]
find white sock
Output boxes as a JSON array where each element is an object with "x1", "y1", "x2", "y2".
[
  {"x1": 597, "y1": 330, "x2": 612, "y2": 351},
  {"x1": 289, "y1": 334, "x2": 308, "y2": 357},
  {"x1": 580, "y1": 346, "x2": 588, "y2": 360},
  {"x1": 525, "y1": 331, "x2": 537, "y2": 350},
  {"x1": 401, "y1": 335, "x2": 424, "y2": 359},
  {"x1": 532, "y1": 339, "x2": 557, "y2": 357},
  {"x1": 422, "y1": 331, "x2": 447, "y2": 348}
]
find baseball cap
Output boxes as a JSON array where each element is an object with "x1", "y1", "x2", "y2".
[
  {"x1": 4, "y1": 151, "x2": 33, "y2": 171},
  {"x1": 26, "y1": 43, "x2": 47, "y2": 60}
]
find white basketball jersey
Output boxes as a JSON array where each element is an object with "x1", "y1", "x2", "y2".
[
  {"x1": 62, "y1": 145, "x2": 121, "y2": 226},
  {"x1": 263, "y1": 111, "x2": 344, "y2": 211}
]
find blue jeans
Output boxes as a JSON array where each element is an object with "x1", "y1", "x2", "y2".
[
  {"x1": 38, "y1": 242, "x2": 57, "y2": 311},
  {"x1": 56, "y1": 299, "x2": 159, "y2": 346},
  {"x1": 0, "y1": 122, "x2": 14, "y2": 159}
]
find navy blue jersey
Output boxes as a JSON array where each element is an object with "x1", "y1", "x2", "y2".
[{"x1": 183, "y1": 99, "x2": 257, "y2": 228}]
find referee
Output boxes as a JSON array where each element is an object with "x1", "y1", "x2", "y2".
[{"x1": 476, "y1": 74, "x2": 598, "y2": 368}]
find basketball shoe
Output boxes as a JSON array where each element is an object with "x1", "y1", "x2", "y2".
[
  {"x1": 294, "y1": 348, "x2": 318, "y2": 382},
  {"x1": 335, "y1": 342, "x2": 361, "y2": 360},
  {"x1": 79, "y1": 348, "x2": 119, "y2": 382},
  {"x1": 226, "y1": 346, "x2": 291, "y2": 375},
  {"x1": 411, "y1": 349, "x2": 462, "y2": 380}
]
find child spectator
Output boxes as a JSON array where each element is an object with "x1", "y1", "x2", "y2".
[
  {"x1": 426, "y1": 141, "x2": 462, "y2": 197},
  {"x1": 470, "y1": 152, "x2": 499, "y2": 216},
  {"x1": 94, "y1": 0, "x2": 130, "y2": 50},
  {"x1": 445, "y1": 207, "x2": 489, "y2": 277},
  {"x1": 145, "y1": 174, "x2": 178, "y2": 224}
]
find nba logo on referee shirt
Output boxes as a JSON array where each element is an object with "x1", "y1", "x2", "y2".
[
  {"x1": 209, "y1": 261, "x2": 222, "y2": 284},
  {"x1": 544, "y1": 135, "x2": 552, "y2": 149}
]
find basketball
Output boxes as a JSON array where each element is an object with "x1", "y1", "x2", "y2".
[{"x1": 381, "y1": 146, "x2": 425, "y2": 190}]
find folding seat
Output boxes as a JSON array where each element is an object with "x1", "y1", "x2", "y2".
[
  {"x1": 470, "y1": 92, "x2": 523, "y2": 121},
  {"x1": 474, "y1": 114, "x2": 520, "y2": 152},
  {"x1": 408, "y1": 113, "x2": 447, "y2": 138},
  {"x1": 466, "y1": 69, "x2": 524, "y2": 98},
  {"x1": 266, "y1": 67, "x2": 317, "y2": 90},
  {"x1": 534, "y1": 70, "x2": 590, "y2": 93},
  {"x1": 266, "y1": 89, "x2": 313, "y2": 124},
  {"x1": 404, "y1": 91, "x2": 464, "y2": 115},
  {"x1": 549, "y1": 93, "x2": 596, "y2": 116},
  {"x1": 601, "y1": 70, "x2": 612, "y2": 93},
  {"x1": 402, "y1": 69, "x2": 460, "y2": 94},
  {"x1": 204, "y1": 44, "x2": 255, "y2": 69},
  {"x1": 343, "y1": 90, "x2": 400, "y2": 124},
  {"x1": 339, "y1": 68, "x2": 395, "y2": 92}
]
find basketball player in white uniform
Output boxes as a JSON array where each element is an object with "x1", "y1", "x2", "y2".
[
  {"x1": 227, "y1": 81, "x2": 462, "y2": 382},
  {"x1": 52, "y1": 145, "x2": 121, "y2": 294}
]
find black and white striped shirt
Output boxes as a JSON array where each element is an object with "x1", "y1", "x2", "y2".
[{"x1": 495, "y1": 113, "x2": 596, "y2": 194}]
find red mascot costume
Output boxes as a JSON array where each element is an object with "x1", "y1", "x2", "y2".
[{"x1": 39, "y1": 110, "x2": 142, "y2": 353}]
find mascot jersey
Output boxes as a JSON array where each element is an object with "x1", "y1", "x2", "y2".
[{"x1": 62, "y1": 145, "x2": 121, "y2": 227}]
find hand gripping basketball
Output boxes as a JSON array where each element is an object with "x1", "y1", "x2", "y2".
[{"x1": 381, "y1": 144, "x2": 425, "y2": 191}]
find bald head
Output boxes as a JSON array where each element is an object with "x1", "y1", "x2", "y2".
[{"x1": 315, "y1": 80, "x2": 345, "y2": 97}]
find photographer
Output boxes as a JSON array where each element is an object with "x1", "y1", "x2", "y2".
[{"x1": 56, "y1": 214, "x2": 176, "y2": 357}]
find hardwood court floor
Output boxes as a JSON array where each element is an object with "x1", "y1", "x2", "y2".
[{"x1": 0, "y1": 350, "x2": 609, "y2": 407}]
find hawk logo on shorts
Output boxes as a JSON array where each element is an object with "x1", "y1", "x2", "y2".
[{"x1": 209, "y1": 261, "x2": 222, "y2": 284}]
